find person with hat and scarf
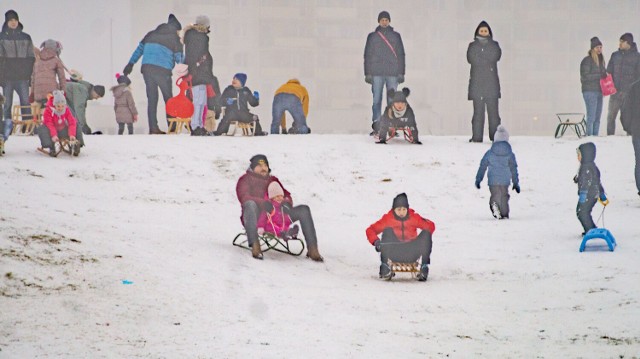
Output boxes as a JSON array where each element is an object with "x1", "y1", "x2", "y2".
[
  {"x1": 364, "y1": 11, "x2": 406, "y2": 132},
  {"x1": 123, "y1": 14, "x2": 184, "y2": 134},
  {"x1": 236, "y1": 154, "x2": 324, "y2": 261},
  {"x1": 467, "y1": 21, "x2": 502, "y2": 142},
  {"x1": 213, "y1": 73, "x2": 267, "y2": 136},
  {"x1": 37, "y1": 90, "x2": 83, "y2": 156},
  {"x1": 580, "y1": 37, "x2": 607, "y2": 136},
  {"x1": 373, "y1": 87, "x2": 421, "y2": 144},
  {"x1": 366, "y1": 193, "x2": 435, "y2": 281},
  {"x1": 606, "y1": 32, "x2": 640, "y2": 136},
  {"x1": 0, "y1": 10, "x2": 36, "y2": 146}
]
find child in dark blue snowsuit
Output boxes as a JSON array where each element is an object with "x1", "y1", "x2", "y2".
[
  {"x1": 574, "y1": 142, "x2": 608, "y2": 235},
  {"x1": 475, "y1": 125, "x2": 520, "y2": 219}
]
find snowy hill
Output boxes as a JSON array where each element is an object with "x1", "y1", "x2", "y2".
[{"x1": 1, "y1": 134, "x2": 639, "y2": 358}]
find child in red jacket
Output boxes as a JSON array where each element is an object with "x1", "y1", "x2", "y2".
[
  {"x1": 366, "y1": 193, "x2": 435, "y2": 281},
  {"x1": 36, "y1": 90, "x2": 83, "y2": 156}
]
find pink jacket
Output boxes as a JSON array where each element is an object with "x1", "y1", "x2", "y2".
[
  {"x1": 31, "y1": 48, "x2": 66, "y2": 102},
  {"x1": 42, "y1": 97, "x2": 77, "y2": 138},
  {"x1": 257, "y1": 198, "x2": 292, "y2": 237}
]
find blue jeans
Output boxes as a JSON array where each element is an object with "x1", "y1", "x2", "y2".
[
  {"x1": 191, "y1": 85, "x2": 206, "y2": 129},
  {"x1": 142, "y1": 71, "x2": 173, "y2": 131},
  {"x1": 633, "y1": 134, "x2": 640, "y2": 193},
  {"x1": 583, "y1": 91, "x2": 603, "y2": 136},
  {"x1": 271, "y1": 93, "x2": 309, "y2": 134},
  {"x1": 371, "y1": 76, "x2": 398, "y2": 122},
  {"x1": 2, "y1": 80, "x2": 31, "y2": 140}
]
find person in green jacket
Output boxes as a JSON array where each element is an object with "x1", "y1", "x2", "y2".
[{"x1": 65, "y1": 78, "x2": 105, "y2": 134}]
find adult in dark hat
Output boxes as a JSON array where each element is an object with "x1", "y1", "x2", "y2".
[
  {"x1": 372, "y1": 87, "x2": 421, "y2": 144},
  {"x1": 467, "y1": 20, "x2": 502, "y2": 142},
  {"x1": 363, "y1": 10, "x2": 406, "y2": 132},
  {"x1": 122, "y1": 14, "x2": 184, "y2": 134},
  {"x1": 605, "y1": 32, "x2": 640, "y2": 136},
  {"x1": 0, "y1": 9, "x2": 36, "y2": 146},
  {"x1": 365, "y1": 193, "x2": 436, "y2": 281},
  {"x1": 235, "y1": 154, "x2": 324, "y2": 261},
  {"x1": 580, "y1": 36, "x2": 606, "y2": 136},
  {"x1": 65, "y1": 79, "x2": 105, "y2": 134}
]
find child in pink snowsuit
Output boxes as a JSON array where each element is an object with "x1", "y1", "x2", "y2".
[{"x1": 257, "y1": 181, "x2": 297, "y2": 238}]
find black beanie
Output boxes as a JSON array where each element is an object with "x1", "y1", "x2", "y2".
[
  {"x1": 250, "y1": 154, "x2": 269, "y2": 170},
  {"x1": 92, "y1": 85, "x2": 105, "y2": 97},
  {"x1": 5, "y1": 10, "x2": 18, "y2": 22},
  {"x1": 392, "y1": 193, "x2": 409, "y2": 209},
  {"x1": 378, "y1": 11, "x2": 390, "y2": 22},
  {"x1": 590, "y1": 36, "x2": 602, "y2": 49},
  {"x1": 168, "y1": 14, "x2": 182, "y2": 30},
  {"x1": 620, "y1": 32, "x2": 634, "y2": 44}
]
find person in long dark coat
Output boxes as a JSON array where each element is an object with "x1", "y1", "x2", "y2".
[{"x1": 467, "y1": 21, "x2": 502, "y2": 142}]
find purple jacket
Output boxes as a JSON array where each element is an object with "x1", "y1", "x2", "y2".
[{"x1": 257, "y1": 198, "x2": 292, "y2": 236}]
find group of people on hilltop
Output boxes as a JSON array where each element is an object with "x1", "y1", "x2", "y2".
[{"x1": 0, "y1": 9, "x2": 105, "y2": 155}]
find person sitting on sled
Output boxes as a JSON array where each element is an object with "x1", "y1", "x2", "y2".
[
  {"x1": 574, "y1": 142, "x2": 608, "y2": 235},
  {"x1": 365, "y1": 193, "x2": 435, "y2": 281},
  {"x1": 257, "y1": 181, "x2": 300, "y2": 239},
  {"x1": 36, "y1": 90, "x2": 83, "y2": 156},
  {"x1": 373, "y1": 87, "x2": 421, "y2": 144}
]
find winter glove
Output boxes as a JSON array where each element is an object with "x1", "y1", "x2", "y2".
[
  {"x1": 578, "y1": 190, "x2": 587, "y2": 204},
  {"x1": 226, "y1": 98, "x2": 234, "y2": 106},
  {"x1": 573, "y1": 174, "x2": 578, "y2": 184},
  {"x1": 263, "y1": 201, "x2": 274, "y2": 214},
  {"x1": 365, "y1": 75, "x2": 372, "y2": 84},
  {"x1": 123, "y1": 62, "x2": 134, "y2": 76},
  {"x1": 374, "y1": 240, "x2": 382, "y2": 252},
  {"x1": 599, "y1": 194, "x2": 609, "y2": 206},
  {"x1": 397, "y1": 74, "x2": 405, "y2": 84},
  {"x1": 281, "y1": 202, "x2": 292, "y2": 214},
  {"x1": 253, "y1": 91, "x2": 259, "y2": 100},
  {"x1": 475, "y1": 181, "x2": 481, "y2": 189},
  {"x1": 513, "y1": 184, "x2": 520, "y2": 193}
]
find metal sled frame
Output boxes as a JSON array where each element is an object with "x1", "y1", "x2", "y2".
[
  {"x1": 375, "y1": 126, "x2": 415, "y2": 143},
  {"x1": 233, "y1": 231, "x2": 305, "y2": 256},
  {"x1": 554, "y1": 113, "x2": 586, "y2": 138}
]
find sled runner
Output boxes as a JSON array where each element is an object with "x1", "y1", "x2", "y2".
[
  {"x1": 383, "y1": 260, "x2": 421, "y2": 280},
  {"x1": 37, "y1": 138, "x2": 80, "y2": 157},
  {"x1": 374, "y1": 126, "x2": 416, "y2": 143},
  {"x1": 232, "y1": 231, "x2": 305, "y2": 256}
]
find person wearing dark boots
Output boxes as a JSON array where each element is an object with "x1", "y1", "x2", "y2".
[
  {"x1": 236, "y1": 154, "x2": 324, "y2": 261},
  {"x1": 365, "y1": 193, "x2": 435, "y2": 281}
]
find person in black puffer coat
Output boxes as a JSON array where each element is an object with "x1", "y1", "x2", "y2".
[
  {"x1": 467, "y1": 21, "x2": 502, "y2": 142},
  {"x1": 580, "y1": 37, "x2": 607, "y2": 136},
  {"x1": 606, "y1": 33, "x2": 640, "y2": 135},
  {"x1": 183, "y1": 15, "x2": 214, "y2": 136},
  {"x1": 373, "y1": 87, "x2": 421, "y2": 144},
  {"x1": 213, "y1": 73, "x2": 266, "y2": 136},
  {"x1": 574, "y1": 142, "x2": 608, "y2": 235},
  {"x1": 621, "y1": 77, "x2": 640, "y2": 196}
]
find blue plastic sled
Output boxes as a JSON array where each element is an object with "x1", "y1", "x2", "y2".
[{"x1": 579, "y1": 228, "x2": 616, "y2": 252}]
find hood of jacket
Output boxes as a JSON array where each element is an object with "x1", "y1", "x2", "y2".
[
  {"x1": 110, "y1": 83, "x2": 128, "y2": 97},
  {"x1": 474, "y1": 20, "x2": 493, "y2": 38},
  {"x1": 38, "y1": 47, "x2": 57, "y2": 61},
  {"x1": 578, "y1": 142, "x2": 596, "y2": 163},
  {"x1": 1, "y1": 21, "x2": 23, "y2": 33},
  {"x1": 490, "y1": 140, "x2": 513, "y2": 156}
]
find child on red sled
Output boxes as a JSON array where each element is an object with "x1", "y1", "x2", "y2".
[
  {"x1": 366, "y1": 193, "x2": 435, "y2": 281},
  {"x1": 36, "y1": 90, "x2": 83, "y2": 156}
]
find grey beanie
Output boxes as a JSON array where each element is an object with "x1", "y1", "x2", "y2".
[
  {"x1": 494, "y1": 124, "x2": 509, "y2": 142},
  {"x1": 52, "y1": 90, "x2": 66, "y2": 105},
  {"x1": 195, "y1": 15, "x2": 210, "y2": 28}
]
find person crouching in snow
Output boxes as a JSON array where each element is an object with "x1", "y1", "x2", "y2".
[
  {"x1": 36, "y1": 90, "x2": 83, "y2": 156},
  {"x1": 574, "y1": 142, "x2": 608, "y2": 235},
  {"x1": 257, "y1": 181, "x2": 300, "y2": 239},
  {"x1": 111, "y1": 73, "x2": 138, "y2": 135},
  {"x1": 365, "y1": 193, "x2": 435, "y2": 281},
  {"x1": 475, "y1": 124, "x2": 520, "y2": 219},
  {"x1": 373, "y1": 87, "x2": 422, "y2": 144}
]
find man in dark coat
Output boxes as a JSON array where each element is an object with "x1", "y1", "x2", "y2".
[
  {"x1": 363, "y1": 11, "x2": 405, "y2": 131},
  {"x1": 123, "y1": 14, "x2": 183, "y2": 134},
  {"x1": 621, "y1": 78, "x2": 640, "y2": 197},
  {"x1": 0, "y1": 10, "x2": 35, "y2": 143},
  {"x1": 183, "y1": 15, "x2": 214, "y2": 136},
  {"x1": 467, "y1": 21, "x2": 502, "y2": 142},
  {"x1": 606, "y1": 33, "x2": 640, "y2": 136},
  {"x1": 235, "y1": 154, "x2": 324, "y2": 261}
]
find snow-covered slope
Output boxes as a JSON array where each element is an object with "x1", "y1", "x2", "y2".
[{"x1": 1, "y1": 134, "x2": 639, "y2": 358}]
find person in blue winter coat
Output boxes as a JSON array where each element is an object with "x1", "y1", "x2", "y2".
[
  {"x1": 475, "y1": 125, "x2": 520, "y2": 219},
  {"x1": 574, "y1": 142, "x2": 608, "y2": 235},
  {"x1": 122, "y1": 14, "x2": 184, "y2": 134}
]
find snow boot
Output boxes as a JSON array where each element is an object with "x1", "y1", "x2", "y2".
[
  {"x1": 306, "y1": 245, "x2": 324, "y2": 262},
  {"x1": 490, "y1": 201, "x2": 502, "y2": 219},
  {"x1": 251, "y1": 240, "x2": 263, "y2": 260},
  {"x1": 49, "y1": 146, "x2": 58, "y2": 157},
  {"x1": 417, "y1": 264, "x2": 429, "y2": 282},
  {"x1": 379, "y1": 263, "x2": 393, "y2": 279}
]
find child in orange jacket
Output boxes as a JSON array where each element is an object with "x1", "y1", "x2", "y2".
[{"x1": 366, "y1": 193, "x2": 435, "y2": 281}]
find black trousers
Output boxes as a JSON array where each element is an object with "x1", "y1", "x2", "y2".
[
  {"x1": 380, "y1": 228, "x2": 432, "y2": 265},
  {"x1": 216, "y1": 111, "x2": 264, "y2": 134},
  {"x1": 471, "y1": 97, "x2": 500, "y2": 142},
  {"x1": 576, "y1": 197, "x2": 598, "y2": 232},
  {"x1": 37, "y1": 125, "x2": 85, "y2": 148}
]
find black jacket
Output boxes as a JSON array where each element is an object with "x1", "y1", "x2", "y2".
[
  {"x1": 184, "y1": 27, "x2": 214, "y2": 86},
  {"x1": 576, "y1": 142, "x2": 605, "y2": 199},
  {"x1": 220, "y1": 85, "x2": 259, "y2": 116},
  {"x1": 621, "y1": 78, "x2": 640, "y2": 135},
  {"x1": 467, "y1": 37, "x2": 502, "y2": 100},
  {"x1": 606, "y1": 43, "x2": 640, "y2": 93},
  {"x1": 0, "y1": 22, "x2": 35, "y2": 83},
  {"x1": 364, "y1": 25, "x2": 405, "y2": 76},
  {"x1": 580, "y1": 53, "x2": 606, "y2": 93}
]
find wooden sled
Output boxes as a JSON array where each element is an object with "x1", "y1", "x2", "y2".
[
  {"x1": 383, "y1": 260, "x2": 420, "y2": 280},
  {"x1": 233, "y1": 231, "x2": 305, "y2": 256},
  {"x1": 37, "y1": 138, "x2": 80, "y2": 157}
]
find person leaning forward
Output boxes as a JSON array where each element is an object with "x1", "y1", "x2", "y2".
[{"x1": 236, "y1": 154, "x2": 324, "y2": 261}]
